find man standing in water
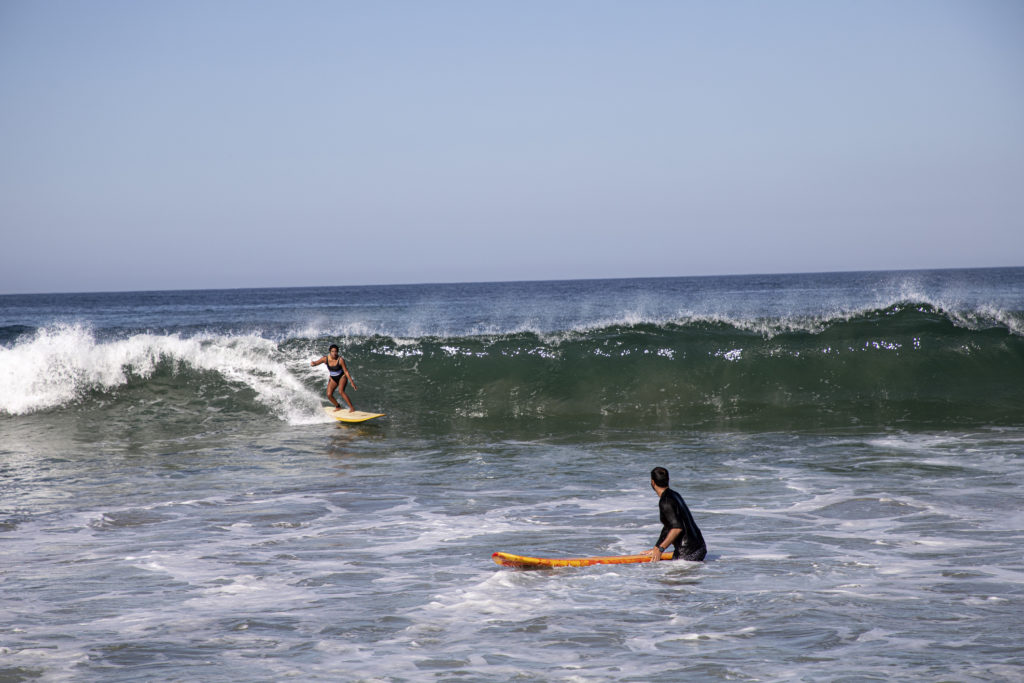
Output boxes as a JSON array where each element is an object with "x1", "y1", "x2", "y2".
[
  {"x1": 311, "y1": 344, "x2": 357, "y2": 412},
  {"x1": 647, "y1": 466, "x2": 707, "y2": 562}
]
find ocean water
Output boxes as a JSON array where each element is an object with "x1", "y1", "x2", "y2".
[{"x1": 1, "y1": 268, "x2": 1022, "y2": 681}]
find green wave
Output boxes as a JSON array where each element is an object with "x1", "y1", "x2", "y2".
[
  {"x1": 330, "y1": 304, "x2": 1024, "y2": 430},
  {"x1": 8, "y1": 304, "x2": 1022, "y2": 432}
]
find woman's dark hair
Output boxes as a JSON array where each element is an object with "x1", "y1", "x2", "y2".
[
  {"x1": 651, "y1": 467, "x2": 670, "y2": 488},
  {"x1": 329, "y1": 344, "x2": 339, "y2": 352}
]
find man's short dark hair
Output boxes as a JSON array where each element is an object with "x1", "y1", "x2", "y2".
[{"x1": 651, "y1": 467, "x2": 669, "y2": 488}]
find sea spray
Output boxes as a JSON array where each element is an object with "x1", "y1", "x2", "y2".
[
  {"x1": 5, "y1": 302, "x2": 1021, "y2": 430},
  {"x1": 0, "y1": 323, "x2": 323, "y2": 422}
]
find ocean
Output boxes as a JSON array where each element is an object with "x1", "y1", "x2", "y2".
[{"x1": 1, "y1": 268, "x2": 1022, "y2": 681}]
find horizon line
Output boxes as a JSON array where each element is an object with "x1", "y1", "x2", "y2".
[{"x1": 2, "y1": 264, "x2": 1022, "y2": 298}]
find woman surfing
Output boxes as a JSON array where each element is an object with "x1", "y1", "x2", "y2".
[{"x1": 311, "y1": 344, "x2": 357, "y2": 412}]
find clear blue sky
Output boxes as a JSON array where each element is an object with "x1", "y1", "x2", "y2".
[{"x1": 1, "y1": 1, "x2": 1022, "y2": 294}]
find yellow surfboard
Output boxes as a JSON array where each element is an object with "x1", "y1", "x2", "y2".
[
  {"x1": 323, "y1": 406, "x2": 386, "y2": 423},
  {"x1": 492, "y1": 550, "x2": 673, "y2": 569}
]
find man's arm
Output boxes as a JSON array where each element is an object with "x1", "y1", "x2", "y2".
[{"x1": 649, "y1": 528, "x2": 682, "y2": 562}]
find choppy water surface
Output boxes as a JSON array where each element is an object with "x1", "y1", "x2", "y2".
[{"x1": 2, "y1": 269, "x2": 1023, "y2": 681}]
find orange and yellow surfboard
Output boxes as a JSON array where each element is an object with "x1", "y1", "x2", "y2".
[{"x1": 492, "y1": 550, "x2": 673, "y2": 569}]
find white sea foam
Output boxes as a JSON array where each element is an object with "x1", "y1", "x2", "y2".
[
  {"x1": 277, "y1": 288, "x2": 1021, "y2": 343},
  {"x1": 0, "y1": 323, "x2": 325, "y2": 423}
]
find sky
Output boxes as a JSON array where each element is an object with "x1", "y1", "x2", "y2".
[{"x1": 1, "y1": 1, "x2": 1022, "y2": 294}]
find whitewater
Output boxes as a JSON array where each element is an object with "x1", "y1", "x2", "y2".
[{"x1": 2, "y1": 268, "x2": 1023, "y2": 681}]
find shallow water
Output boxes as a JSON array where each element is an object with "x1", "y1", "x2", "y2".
[{"x1": 2, "y1": 270, "x2": 1023, "y2": 681}]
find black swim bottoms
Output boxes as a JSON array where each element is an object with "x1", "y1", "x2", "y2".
[{"x1": 675, "y1": 546, "x2": 706, "y2": 562}]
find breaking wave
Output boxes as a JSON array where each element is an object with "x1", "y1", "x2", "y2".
[{"x1": 2, "y1": 302, "x2": 1022, "y2": 431}]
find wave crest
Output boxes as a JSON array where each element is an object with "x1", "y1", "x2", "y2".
[
  {"x1": 3, "y1": 302, "x2": 1022, "y2": 429},
  {"x1": 0, "y1": 324, "x2": 322, "y2": 422}
]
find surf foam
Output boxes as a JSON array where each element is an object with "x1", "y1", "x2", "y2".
[{"x1": 0, "y1": 324, "x2": 323, "y2": 423}]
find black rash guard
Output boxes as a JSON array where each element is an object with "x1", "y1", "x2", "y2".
[{"x1": 656, "y1": 488, "x2": 707, "y2": 561}]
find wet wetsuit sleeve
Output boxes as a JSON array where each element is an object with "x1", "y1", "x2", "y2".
[
  {"x1": 659, "y1": 494, "x2": 685, "y2": 530},
  {"x1": 655, "y1": 494, "x2": 681, "y2": 547}
]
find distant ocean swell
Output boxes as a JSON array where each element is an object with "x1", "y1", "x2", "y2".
[{"x1": 2, "y1": 304, "x2": 1022, "y2": 429}]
